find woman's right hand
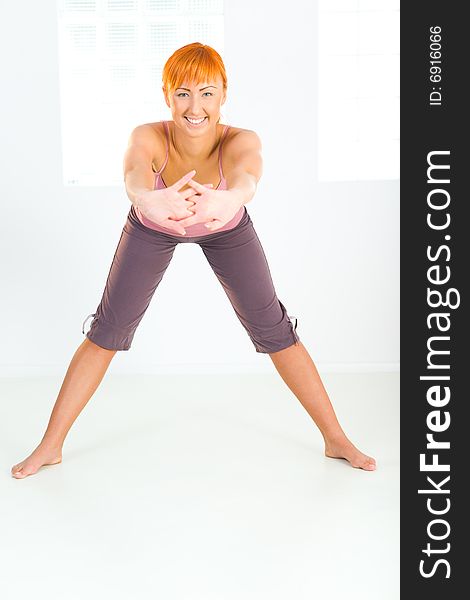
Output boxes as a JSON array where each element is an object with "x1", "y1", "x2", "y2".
[{"x1": 138, "y1": 169, "x2": 212, "y2": 235}]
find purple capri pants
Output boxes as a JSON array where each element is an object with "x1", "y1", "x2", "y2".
[{"x1": 81, "y1": 205, "x2": 300, "y2": 354}]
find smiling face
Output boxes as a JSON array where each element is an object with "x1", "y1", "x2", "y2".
[{"x1": 163, "y1": 76, "x2": 227, "y2": 133}]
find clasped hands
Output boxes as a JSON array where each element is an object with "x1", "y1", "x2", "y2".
[{"x1": 138, "y1": 169, "x2": 243, "y2": 235}]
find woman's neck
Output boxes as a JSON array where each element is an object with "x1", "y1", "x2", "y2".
[{"x1": 168, "y1": 120, "x2": 223, "y2": 163}]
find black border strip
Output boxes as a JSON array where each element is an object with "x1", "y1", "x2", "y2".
[{"x1": 401, "y1": 2, "x2": 466, "y2": 595}]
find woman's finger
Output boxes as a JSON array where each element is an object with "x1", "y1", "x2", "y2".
[
  {"x1": 186, "y1": 178, "x2": 207, "y2": 193},
  {"x1": 172, "y1": 169, "x2": 196, "y2": 191},
  {"x1": 181, "y1": 187, "x2": 200, "y2": 200}
]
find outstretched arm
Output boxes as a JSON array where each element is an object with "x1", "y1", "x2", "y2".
[
  {"x1": 223, "y1": 129, "x2": 263, "y2": 209},
  {"x1": 123, "y1": 124, "x2": 159, "y2": 208}
]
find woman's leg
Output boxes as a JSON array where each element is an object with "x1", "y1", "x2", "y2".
[
  {"x1": 269, "y1": 341, "x2": 376, "y2": 470},
  {"x1": 12, "y1": 211, "x2": 179, "y2": 479},
  {"x1": 199, "y1": 211, "x2": 375, "y2": 471},
  {"x1": 11, "y1": 339, "x2": 116, "y2": 478}
]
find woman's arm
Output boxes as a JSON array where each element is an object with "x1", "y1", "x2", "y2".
[
  {"x1": 223, "y1": 130, "x2": 263, "y2": 209},
  {"x1": 123, "y1": 124, "x2": 160, "y2": 208}
]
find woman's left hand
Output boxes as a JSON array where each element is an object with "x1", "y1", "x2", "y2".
[{"x1": 175, "y1": 178, "x2": 242, "y2": 231}]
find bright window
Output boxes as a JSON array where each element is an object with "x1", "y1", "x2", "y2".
[{"x1": 318, "y1": 0, "x2": 400, "y2": 181}]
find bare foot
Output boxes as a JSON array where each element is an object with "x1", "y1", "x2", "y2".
[
  {"x1": 324, "y1": 435, "x2": 376, "y2": 471},
  {"x1": 11, "y1": 444, "x2": 62, "y2": 479}
]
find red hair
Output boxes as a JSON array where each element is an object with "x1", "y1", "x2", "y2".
[{"x1": 162, "y1": 42, "x2": 227, "y2": 94}]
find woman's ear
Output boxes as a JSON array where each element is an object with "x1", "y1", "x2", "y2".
[{"x1": 162, "y1": 86, "x2": 170, "y2": 108}]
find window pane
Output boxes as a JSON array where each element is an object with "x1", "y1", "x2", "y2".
[{"x1": 318, "y1": 0, "x2": 400, "y2": 181}]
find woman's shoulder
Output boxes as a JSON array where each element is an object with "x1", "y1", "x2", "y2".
[
  {"x1": 136, "y1": 121, "x2": 167, "y2": 172},
  {"x1": 139, "y1": 121, "x2": 167, "y2": 145},
  {"x1": 223, "y1": 125, "x2": 262, "y2": 155},
  {"x1": 225, "y1": 124, "x2": 259, "y2": 137},
  {"x1": 133, "y1": 121, "x2": 165, "y2": 138}
]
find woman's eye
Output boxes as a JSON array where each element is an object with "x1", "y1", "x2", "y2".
[{"x1": 177, "y1": 92, "x2": 213, "y2": 97}]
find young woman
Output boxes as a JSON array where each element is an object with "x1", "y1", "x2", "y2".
[{"x1": 11, "y1": 43, "x2": 376, "y2": 478}]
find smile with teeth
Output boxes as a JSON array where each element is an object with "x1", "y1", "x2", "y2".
[{"x1": 185, "y1": 116, "x2": 207, "y2": 125}]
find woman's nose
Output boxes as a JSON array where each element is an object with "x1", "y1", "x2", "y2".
[{"x1": 189, "y1": 99, "x2": 202, "y2": 113}]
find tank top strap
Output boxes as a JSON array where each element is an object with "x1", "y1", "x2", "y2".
[
  {"x1": 218, "y1": 124, "x2": 230, "y2": 177},
  {"x1": 155, "y1": 120, "x2": 170, "y2": 174}
]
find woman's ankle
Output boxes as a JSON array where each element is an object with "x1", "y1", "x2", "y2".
[
  {"x1": 39, "y1": 436, "x2": 64, "y2": 453},
  {"x1": 322, "y1": 429, "x2": 349, "y2": 447}
]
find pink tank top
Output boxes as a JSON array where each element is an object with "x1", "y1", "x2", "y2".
[{"x1": 134, "y1": 120, "x2": 245, "y2": 237}]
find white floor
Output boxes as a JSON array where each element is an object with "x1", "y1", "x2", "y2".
[{"x1": 1, "y1": 370, "x2": 399, "y2": 600}]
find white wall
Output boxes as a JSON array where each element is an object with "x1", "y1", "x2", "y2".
[{"x1": 0, "y1": 0, "x2": 399, "y2": 376}]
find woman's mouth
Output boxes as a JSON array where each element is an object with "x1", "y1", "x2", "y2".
[{"x1": 184, "y1": 116, "x2": 207, "y2": 127}]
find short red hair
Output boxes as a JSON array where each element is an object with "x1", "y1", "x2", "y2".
[{"x1": 162, "y1": 42, "x2": 227, "y2": 94}]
